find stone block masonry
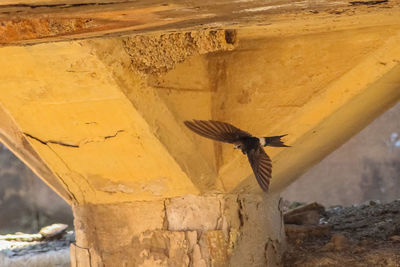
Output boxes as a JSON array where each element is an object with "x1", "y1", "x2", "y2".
[{"x1": 71, "y1": 194, "x2": 285, "y2": 267}]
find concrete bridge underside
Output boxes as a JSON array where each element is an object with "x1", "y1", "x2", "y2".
[{"x1": 1, "y1": 0, "x2": 400, "y2": 266}]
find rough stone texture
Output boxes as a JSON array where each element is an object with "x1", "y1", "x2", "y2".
[
  {"x1": 0, "y1": 17, "x2": 94, "y2": 45},
  {"x1": 228, "y1": 194, "x2": 285, "y2": 267},
  {"x1": 166, "y1": 195, "x2": 222, "y2": 232},
  {"x1": 39, "y1": 224, "x2": 69, "y2": 240},
  {"x1": 71, "y1": 193, "x2": 285, "y2": 267},
  {"x1": 284, "y1": 202, "x2": 324, "y2": 225},
  {"x1": 73, "y1": 201, "x2": 166, "y2": 253},
  {"x1": 123, "y1": 30, "x2": 236, "y2": 75}
]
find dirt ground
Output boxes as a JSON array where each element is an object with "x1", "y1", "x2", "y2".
[
  {"x1": 1, "y1": 200, "x2": 399, "y2": 266},
  {"x1": 283, "y1": 200, "x2": 400, "y2": 266}
]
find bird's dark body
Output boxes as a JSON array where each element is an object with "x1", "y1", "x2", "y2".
[
  {"x1": 183, "y1": 119, "x2": 289, "y2": 192},
  {"x1": 237, "y1": 137, "x2": 260, "y2": 155}
]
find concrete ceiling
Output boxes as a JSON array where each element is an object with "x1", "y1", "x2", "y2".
[
  {"x1": 1, "y1": 0, "x2": 399, "y2": 45},
  {"x1": 0, "y1": 0, "x2": 400, "y2": 204}
]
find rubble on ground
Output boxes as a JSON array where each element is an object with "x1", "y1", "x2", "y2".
[
  {"x1": 0, "y1": 224, "x2": 74, "y2": 267},
  {"x1": 283, "y1": 199, "x2": 400, "y2": 266},
  {"x1": 1, "y1": 201, "x2": 400, "y2": 267}
]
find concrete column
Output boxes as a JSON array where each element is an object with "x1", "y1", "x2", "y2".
[{"x1": 70, "y1": 193, "x2": 285, "y2": 267}]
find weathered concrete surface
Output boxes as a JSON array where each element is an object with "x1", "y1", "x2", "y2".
[
  {"x1": 0, "y1": 29, "x2": 241, "y2": 204},
  {"x1": 1, "y1": 1, "x2": 400, "y2": 266},
  {"x1": 213, "y1": 26, "x2": 400, "y2": 193},
  {"x1": 71, "y1": 194, "x2": 284, "y2": 267},
  {"x1": 2, "y1": 24, "x2": 400, "y2": 201},
  {"x1": 0, "y1": 99, "x2": 72, "y2": 203},
  {"x1": 2, "y1": 0, "x2": 396, "y2": 46},
  {"x1": 0, "y1": 0, "x2": 399, "y2": 201}
]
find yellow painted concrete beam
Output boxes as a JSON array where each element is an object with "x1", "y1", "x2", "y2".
[
  {"x1": 0, "y1": 104, "x2": 73, "y2": 204},
  {"x1": 214, "y1": 26, "x2": 400, "y2": 192},
  {"x1": 270, "y1": 62, "x2": 400, "y2": 193},
  {"x1": 2, "y1": 3, "x2": 400, "y2": 266},
  {"x1": 0, "y1": 5, "x2": 400, "y2": 203},
  {"x1": 0, "y1": 42, "x2": 200, "y2": 204},
  {"x1": 86, "y1": 34, "x2": 234, "y2": 192}
]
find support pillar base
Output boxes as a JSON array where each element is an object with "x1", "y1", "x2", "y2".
[{"x1": 71, "y1": 193, "x2": 285, "y2": 267}]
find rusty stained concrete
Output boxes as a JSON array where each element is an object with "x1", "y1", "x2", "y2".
[
  {"x1": 0, "y1": 0, "x2": 399, "y2": 46},
  {"x1": 0, "y1": 0, "x2": 354, "y2": 45}
]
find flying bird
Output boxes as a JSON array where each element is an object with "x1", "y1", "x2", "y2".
[{"x1": 184, "y1": 120, "x2": 289, "y2": 192}]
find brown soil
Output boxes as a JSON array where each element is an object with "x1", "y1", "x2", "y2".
[{"x1": 283, "y1": 200, "x2": 400, "y2": 267}]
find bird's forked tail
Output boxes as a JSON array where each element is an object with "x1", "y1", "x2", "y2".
[{"x1": 263, "y1": 135, "x2": 290, "y2": 147}]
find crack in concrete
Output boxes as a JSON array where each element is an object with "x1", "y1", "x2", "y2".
[
  {"x1": 45, "y1": 145, "x2": 90, "y2": 201},
  {"x1": 278, "y1": 197, "x2": 285, "y2": 237},
  {"x1": 236, "y1": 196, "x2": 244, "y2": 229},
  {"x1": 74, "y1": 243, "x2": 93, "y2": 267},
  {"x1": 217, "y1": 198, "x2": 223, "y2": 230},
  {"x1": 163, "y1": 198, "x2": 169, "y2": 230},
  {"x1": 103, "y1": 130, "x2": 125, "y2": 140},
  {"x1": 80, "y1": 130, "x2": 126, "y2": 145},
  {"x1": 24, "y1": 133, "x2": 101, "y2": 201},
  {"x1": 350, "y1": 0, "x2": 388, "y2": 5},
  {"x1": 264, "y1": 237, "x2": 280, "y2": 266},
  {"x1": 187, "y1": 249, "x2": 193, "y2": 267},
  {"x1": 24, "y1": 130, "x2": 125, "y2": 148},
  {"x1": 54, "y1": 171, "x2": 78, "y2": 203},
  {"x1": 24, "y1": 132, "x2": 79, "y2": 148}
]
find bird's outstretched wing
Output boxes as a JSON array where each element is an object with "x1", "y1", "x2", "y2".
[
  {"x1": 184, "y1": 120, "x2": 251, "y2": 143},
  {"x1": 247, "y1": 146, "x2": 272, "y2": 192}
]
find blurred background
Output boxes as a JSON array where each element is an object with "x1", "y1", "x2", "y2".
[
  {"x1": 283, "y1": 101, "x2": 400, "y2": 206},
  {"x1": 0, "y1": 101, "x2": 399, "y2": 233},
  {"x1": 0, "y1": 146, "x2": 72, "y2": 234}
]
